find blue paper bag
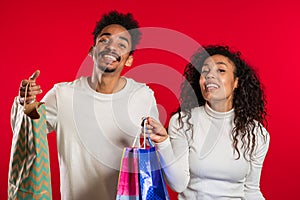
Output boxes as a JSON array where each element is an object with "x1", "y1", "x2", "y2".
[
  {"x1": 138, "y1": 146, "x2": 170, "y2": 200},
  {"x1": 116, "y1": 119, "x2": 169, "y2": 200}
]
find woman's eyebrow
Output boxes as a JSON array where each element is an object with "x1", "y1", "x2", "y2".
[{"x1": 215, "y1": 61, "x2": 228, "y2": 67}]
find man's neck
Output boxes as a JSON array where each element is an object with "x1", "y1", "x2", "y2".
[{"x1": 89, "y1": 74, "x2": 126, "y2": 94}]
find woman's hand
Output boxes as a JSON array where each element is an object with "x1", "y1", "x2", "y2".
[{"x1": 144, "y1": 117, "x2": 168, "y2": 143}]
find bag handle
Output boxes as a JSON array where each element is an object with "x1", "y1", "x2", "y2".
[
  {"x1": 23, "y1": 80, "x2": 43, "y2": 119},
  {"x1": 23, "y1": 81, "x2": 30, "y2": 108},
  {"x1": 132, "y1": 117, "x2": 154, "y2": 148}
]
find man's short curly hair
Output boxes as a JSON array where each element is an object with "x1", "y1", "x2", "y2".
[{"x1": 92, "y1": 10, "x2": 141, "y2": 54}]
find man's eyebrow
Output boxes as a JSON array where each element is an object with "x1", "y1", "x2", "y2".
[
  {"x1": 99, "y1": 33, "x2": 129, "y2": 44},
  {"x1": 99, "y1": 33, "x2": 111, "y2": 37},
  {"x1": 119, "y1": 36, "x2": 129, "y2": 44}
]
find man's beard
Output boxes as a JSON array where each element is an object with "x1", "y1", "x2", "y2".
[
  {"x1": 104, "y1": 66, "x2": 116, "y2": 73},
  {"x1": 97, "y1": 64, "x2": 117, "y2": 73}
]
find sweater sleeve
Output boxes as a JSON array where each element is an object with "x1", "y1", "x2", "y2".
[
  {"x1": 10, "y1": 97, "x2": 25, "y2": 136},
  {"x1": 156, "y1": 114, "x2": 190, "y2": 193},
  {"x1": 244, "y1": 127, "x2": 270, "y2": 200},
  {"x1": 11, "y1": 85, "x2": 59, "y2": 135},
  {"x1": 148, "y1": 89, "x2": 159, "y2": 121},
  {"x1": 41, "y1": 85, "x2": 58, "y2": 133}
]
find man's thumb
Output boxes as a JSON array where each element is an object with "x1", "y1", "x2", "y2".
[{"x1": 29, "y1": 70, "x2": 40, "y2": 81}]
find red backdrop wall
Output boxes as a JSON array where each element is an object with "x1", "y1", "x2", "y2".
[{"x1": 1, "y1": 0, "x2": 299, "y2": 199}]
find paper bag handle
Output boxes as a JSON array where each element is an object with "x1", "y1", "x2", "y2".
[
  {"x1": 132, "y1": 117, "x2": 154, "y2": 148},
  {"x1": 23, "y1": 81, "x2": 43, "y2": 119}
]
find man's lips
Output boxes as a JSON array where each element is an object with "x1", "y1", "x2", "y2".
[
  {"x1": 99, "y1": 51, "x2": 121, "y2": 62},
  {"x1": 103, "y1": 54, "x2": 117, "y2": 61}
]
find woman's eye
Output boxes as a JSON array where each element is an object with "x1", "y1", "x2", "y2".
[
  {"x1": 201, "y1": 68, "x2": 209, "y2": 73},
  {"x1": 218, "y1": 69, "x2": 226, "y2": 73},
  {"x1": 201, "y1": 70, "x2": 208, "y2": 75}
]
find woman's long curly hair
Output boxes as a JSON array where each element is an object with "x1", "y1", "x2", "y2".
[{"x1": 176, "y1": 45, "x2": 267, "y2": 160}]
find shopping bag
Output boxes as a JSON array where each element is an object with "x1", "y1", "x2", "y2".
[
  {"x1": 138, "y1": 146, "x2": 169, "y2": 200},
  {"x1": 116, "y1": 147, "x2": 140, "y2": 200},
  {"x1": 8, "y1": 82, "x2": 52, "y2": 199},
  {"x1": 116, "y1": 119, "x2": 170, "y2": 200}
]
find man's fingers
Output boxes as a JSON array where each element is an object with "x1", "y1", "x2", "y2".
[
  {"x1": 20, "y1": 70, "x2": 40, "y2": 87},
  {"x1": 21, "y1": 80, "x2": 29, "y2": 87},
  {"x1": 19, "y1": 87, "x2": 42, "y2": 96},
  {"x1": 18, "y1": 70, "x2": 41, "y2": 105},
  {"x1": 22, "y1": 95, "x2": 36, "y2": 102},
  {"x1": 19, "y1": 83, "x2": 42, "y2": 97},
  {"x1": 29, "y1": 70, "x2": 40, "y2": 81}
]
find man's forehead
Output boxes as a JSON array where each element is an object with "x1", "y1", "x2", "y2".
[{"x1": 100, "y1": 24, "x2": 131, "y2": 39}]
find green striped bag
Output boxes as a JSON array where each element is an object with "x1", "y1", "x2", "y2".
[{"x1": 8, "y1": 102, "x2": 52, "y2": 199}]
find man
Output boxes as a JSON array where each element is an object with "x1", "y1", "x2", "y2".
[{"x1": 11, "y1": 11, "x2": 159, "y2": 199}]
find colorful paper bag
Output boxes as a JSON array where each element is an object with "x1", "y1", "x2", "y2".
[
  {"x1": 116, "y1": 119, "x2": 169, "y2": 200},
  {"x1": 138, "y1": 147, "x2": 169, "y2": 200},
  {"x1": 116, "y1": 147, "x2": 140, "y2": 200},
  {"x1": 8, "y1": 101, "x2": 52, "y2": 199}
]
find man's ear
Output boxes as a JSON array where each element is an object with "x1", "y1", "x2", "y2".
[
  {"x1": 125, "y1": 55, "x2": 133, "y2": 67},
  {"x1": 88, "y1": 46, "x2": 94, "y2": 57}
]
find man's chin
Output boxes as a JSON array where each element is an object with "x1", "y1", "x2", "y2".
[
  {"x1": 104, "y1": 68, "x2": 116, "y2": 73},
  {"x1": 97, "y1": 65, "x2": 116, "y2": 73}
]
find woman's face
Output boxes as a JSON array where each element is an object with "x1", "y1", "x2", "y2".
[{"x1": 199, "y1": 54, "x2": 238, "y2": 111}]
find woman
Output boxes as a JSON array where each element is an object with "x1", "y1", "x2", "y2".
[{"x1": 147, "y1": 45, "x2": 270, "y2": 199}]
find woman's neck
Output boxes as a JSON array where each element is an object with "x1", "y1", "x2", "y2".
[{"x1": 207, "y1": 100, "x2": 233, "y2": 112}]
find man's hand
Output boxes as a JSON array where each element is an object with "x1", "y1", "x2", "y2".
[{"x1": 19, "y1": 70, "x2": 43, "y2": 105}]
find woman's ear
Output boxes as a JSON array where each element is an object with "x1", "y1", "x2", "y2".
[
  {"x1": 234, "y1": 77, "x2": 239, "y2": 89},
  {"x1": 125, "y1": 55, "x2": 134, "y2": 67},
  {"x1": 88, "y1": 46, "x2": 94, "y2": 57}
]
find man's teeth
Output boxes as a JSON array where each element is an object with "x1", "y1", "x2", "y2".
[
  {"x1": 104, "y1": 55, "x2": 117, "y2": 61},
  {"x1": 206, "y1": 83, "x2": 219, "y2": 89}
]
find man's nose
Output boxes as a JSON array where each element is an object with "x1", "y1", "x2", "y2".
[{"x1": 105, "y1": 41, "x2": 117, "y2": 51}]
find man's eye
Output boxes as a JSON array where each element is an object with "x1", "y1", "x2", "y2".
[
  {"x1": 218, "y1": 69, "x2": 226, "y2": 73},
  {"x1": 99, "y1": 38, "x2": 109, "y2": 44},
  {"x1": 119, "y1": 43, "x2": 127, "y2": 49}
]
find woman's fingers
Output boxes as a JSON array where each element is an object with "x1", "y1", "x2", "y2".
[{"x1": 144, "y1": 117, "x2": 168, "y2": 143}]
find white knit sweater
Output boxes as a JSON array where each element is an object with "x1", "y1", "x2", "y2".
[
  {"x1": 157, "y1": 104, "x2": 269, "y2": 200},
  {"x1": 11, "y1": 76, "x2": 159, "y2": 200}
]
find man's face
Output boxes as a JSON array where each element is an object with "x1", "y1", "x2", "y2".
[{"x1": 92, "y1": 24, "x2": 133, "y2": 74}]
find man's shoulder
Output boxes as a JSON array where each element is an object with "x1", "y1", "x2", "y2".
[
  {"x1": 53, "y1": 77, "x2": 86, "y2": 88},
  {"x1": 125, "y1": 77, "x2": 155, "y2": 97},
  {"x1": 125, "y1": 77, "x2": 151, "y2": 90}
]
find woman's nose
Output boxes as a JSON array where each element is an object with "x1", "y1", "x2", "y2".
[{"x1": 205, "y1": 70, "x2": 215, "y2": 79}]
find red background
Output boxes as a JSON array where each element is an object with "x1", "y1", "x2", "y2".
[{"x1": 1, "y1": 0, "x2": 299, "y2": 199}]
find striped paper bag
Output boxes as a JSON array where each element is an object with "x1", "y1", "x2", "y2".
[{"x1": 8, "y1": 102, "x2": 52, "y2": 199}]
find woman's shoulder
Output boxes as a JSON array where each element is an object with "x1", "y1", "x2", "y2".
[{"x1": 169, "y1": 106, "x2": 204, "y2": 126}]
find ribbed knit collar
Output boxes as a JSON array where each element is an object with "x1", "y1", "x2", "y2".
[
  {"x1": 204, "y1": 103, "x2": 234, "y2": 119},
  {"x1": 82, "y1": 76, "x2": 131, "y2": 99}
]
